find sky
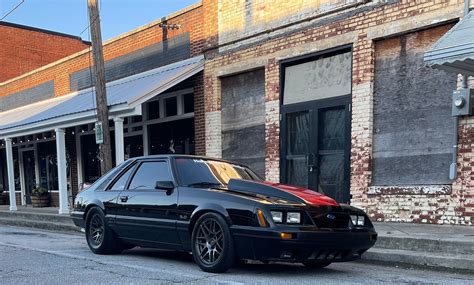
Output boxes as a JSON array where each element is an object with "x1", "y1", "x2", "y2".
[{"x1": 0, "y1": 0, "x2": 198, "y2": 41}]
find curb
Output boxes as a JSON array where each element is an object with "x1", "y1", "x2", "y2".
[{"x1": 362, "y1": 248, "x2": 474, "y2": 274}]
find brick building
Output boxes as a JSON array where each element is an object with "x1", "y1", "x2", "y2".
[
  {"x1": 1, "y1": 0, "x2": 474, "y2": 225},
  {"x1": 0, "y1": 3, "x2": 205, "y2": 212},
  {"x1": 0, "y1": 22, "x2": 90, "y2": 83},
  {"x1": 202, "y1": 0, "x2": 474, "y2": 225}
]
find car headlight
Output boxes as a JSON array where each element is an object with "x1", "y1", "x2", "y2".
[
  {"x1": 350, "y1": 215, "x2": 365, "y2": 226},
  {"x1": 271, "y1": 211, "x2": 283, "y2": 223},
  {"x1": 286, "y1": 212, "x2": 301, "y2": 224}
]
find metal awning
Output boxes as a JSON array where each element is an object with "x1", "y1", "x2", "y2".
[
  {"x1": 424, "y1": 11, "x2": 474, "y2": 75},
  {"x1": 0, "y1": 55, "x2": 204, "y2": 138}
]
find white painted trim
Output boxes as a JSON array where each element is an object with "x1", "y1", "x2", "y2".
[
  {"x1": 0, "y1": 104, "x2": 140, "y2": 139},
  {"x1": 114, "y1": 118, "x2": 125, "y2": 165},
  {"x1": 55, "y1": 129, "x2": 69, "y2": 214},
  {"x1": 5, "y1": 138, "x2": 17, "y2": 211},
  {"x1": 127, "y1": 61, "x2": 203, "y2": 108},
  {"x1": 144, "y1": 112, "x2": 194, "y2": 126}
]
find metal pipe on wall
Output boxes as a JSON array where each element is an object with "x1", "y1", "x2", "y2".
[{"x1": 450, "y1": 1, "x2": 470, "y2": 180}]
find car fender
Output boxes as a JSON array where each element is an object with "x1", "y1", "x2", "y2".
[
  {"x1": 83, "y1": 199, "x2": 106, "y2": 219},
  {"x1": 189, "y1": 203, "x2": 232, "y2": 231}
]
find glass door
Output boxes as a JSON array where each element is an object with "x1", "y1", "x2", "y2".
[
  {"x1": 281, "y1": 96, "x2": 351, "y2": 203},
  {"x1": 22, "y1": 150, "x2": 36, "y2": 204}
]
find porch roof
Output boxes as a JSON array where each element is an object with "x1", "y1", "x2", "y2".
[
  {"x1": 0, "y1": 55, "x2": 204, "y2": 139},
  {"x1": 424, "y1": 11, "x2": 474, "y2": 75}
]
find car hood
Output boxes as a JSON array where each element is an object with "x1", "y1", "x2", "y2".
[{"x1": 226, "y1": 179, "x2": 339, "y2": 207}]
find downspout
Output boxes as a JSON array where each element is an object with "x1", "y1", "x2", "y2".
[{"x1": 451, "y1": 0, "x2": 471, "y2": 180}]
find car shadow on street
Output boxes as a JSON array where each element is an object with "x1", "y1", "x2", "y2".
[{"x1": 122, "y1": 247, "x2": 343, "y2": 275}]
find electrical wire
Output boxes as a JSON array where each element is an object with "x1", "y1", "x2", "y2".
[{"x1": 0, "y1": 0, "x2": 25, "y2": 21}]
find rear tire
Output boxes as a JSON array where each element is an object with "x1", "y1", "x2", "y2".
[
  {"x1": 303, "y1": 262, "x2": 331, "y2": 268},
  {"x1": 191, "y1": 213, "x2": 235, "y2": 273},
  {"x1": 85, "y1": 207, "x2": 123, "y2": 255}
]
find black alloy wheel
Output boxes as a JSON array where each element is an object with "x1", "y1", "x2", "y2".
[
  {"x1": 88, "y1": 213, "x2": 104, "y2": 248},
  {"x1": 85, "y1": 207, "x2": 124, "y2": 255},
  {"x1": 191, "y1": 213, "x2": 235, "y2": 273}
]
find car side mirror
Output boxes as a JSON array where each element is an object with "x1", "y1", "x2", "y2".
[{"x1": 155, "y1": 181, "x2": 175, "y2": 195}]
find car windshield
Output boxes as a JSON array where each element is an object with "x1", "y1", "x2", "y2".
[{"x1": 174, "y1": 158, "x2": 261, "y2": 187}]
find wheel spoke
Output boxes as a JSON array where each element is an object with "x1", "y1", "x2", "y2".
[{"x1": 194, "y1": 217, "x2": 226, "y2": 266}]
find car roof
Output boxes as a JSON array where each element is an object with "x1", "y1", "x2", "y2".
[{"x1": 127, "y1": 154, "x2": 245, "y2": 166}]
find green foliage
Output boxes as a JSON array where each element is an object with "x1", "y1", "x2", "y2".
[{"x1": 32, "y1": 186, "x2": 49, "y2": 197}]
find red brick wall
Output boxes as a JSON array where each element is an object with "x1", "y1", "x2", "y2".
[
  {"x1": 0, "y1": 23, "x2": 90, "y2": 83},
  {"x1": 0, "y1": 3, "x2": 204, "y2": 98}
]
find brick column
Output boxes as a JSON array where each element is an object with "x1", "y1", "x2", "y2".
[{"x1": 350, "y1": 35, "x2": 375, "y2": 210}]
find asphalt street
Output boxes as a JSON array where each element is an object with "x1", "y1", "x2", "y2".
[{"x1": 0, "y1": 226, "x2": 473, "y2": 285}]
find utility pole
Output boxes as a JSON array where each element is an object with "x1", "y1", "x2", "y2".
[{"x1": 87, "y1": 0, "x2": 113, "y2": 174}]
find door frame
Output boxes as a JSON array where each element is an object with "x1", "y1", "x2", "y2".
[{"x1": 279, "y1": 45, "x2": 353, "y2": 203}]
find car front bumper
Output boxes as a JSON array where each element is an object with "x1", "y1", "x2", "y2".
[{"x1": 231, "y1": 226, "x2": 377, "y2": 263}]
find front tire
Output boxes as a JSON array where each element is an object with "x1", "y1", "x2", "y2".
[
  {"x1": 85, "y1": 207, "x2": 123, "y2": 255},
  {"x1": 191, "y1": 213, "x2": 235, "y2": 273}
]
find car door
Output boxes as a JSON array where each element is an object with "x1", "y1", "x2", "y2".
[{"x1": 114, "y1": 159, "x2": 180, "y2": 247}]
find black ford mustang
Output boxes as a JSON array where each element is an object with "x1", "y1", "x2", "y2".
[{"x1": 71, "y1": 155, "x2": 377, "y2": 273}]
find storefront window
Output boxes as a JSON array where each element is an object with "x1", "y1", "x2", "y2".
[
  {"x1": 165, "y1": 97, "x2": 178, "y2": 117},
  {"x1": 148, "y1": 100, "x2": 160, "y2": 119},
  {"x1": 183, "y1": 93, "x2": 194, "y2": 113},
  {"x1": 38, "y1": 141, "x2": 59, "y2": 190},
  {"x1": 81, "y1": 134, "x2": 101, "y2": 183},
  {"x1": 148, "y1": 118, "x2": 195, "y2": 155},
  {"x1": 0, "y1": 149, "x2": 6, "y2": 192},
  {"x1": 13, "y1": 149, "x2": 20, "y2": 191},
  {"x1": 124, "y1": 135, "x2": 143, "y2": 159}
]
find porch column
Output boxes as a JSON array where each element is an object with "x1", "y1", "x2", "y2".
[
  {"x1": 114, "y1": 117, "x2": 125, "y2": 165},
  {"x1": 5, "y1": 138, "x2": 17, "y2": 211},
  {"x1": 55, "y1": 128, "x2": 69, "y2": 214}
]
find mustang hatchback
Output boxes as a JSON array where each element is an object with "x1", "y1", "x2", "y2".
[{"x1": 71, "y1": 155, "x2": 377, "y2": 273}]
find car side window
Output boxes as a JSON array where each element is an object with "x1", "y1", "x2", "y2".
[
  {"x1": 128, "y1": 161, "x2": 172, "y2": 190},
  {"x1": 108, "y1": 165, "x2": 135, "y2": 190}
]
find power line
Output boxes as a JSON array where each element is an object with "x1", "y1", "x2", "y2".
[{"x1": 0, "y1": 0, "x2": 25, "y2": 21}]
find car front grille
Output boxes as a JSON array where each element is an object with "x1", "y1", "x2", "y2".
[
  {"x1": 306, "y1": 249, "x2": 365, "y2": 261},
  {"x1": 310, "y1": 212, "x2": 350, "y2": 229}
]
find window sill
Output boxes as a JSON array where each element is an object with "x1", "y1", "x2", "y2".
[{"x1": 368, "y1": 185, "x2": 452, "y2": 195}]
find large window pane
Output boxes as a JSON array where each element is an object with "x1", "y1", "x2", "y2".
[
  {"x1": 286, "y1": 157, "x2": 308, "y2": 188},
  {"x1": 165, "y1": 97, "x2": 178, "y2": 117},
  {"x1": 183, "y1": 93, "x2": 194, "y2": 113},
  {"x1": 286, "y1": 111, "x2": 309, "y2": 155},
  {"x1": 148, "y1": 118, "x2": 195, "y2": 155},
  {"x1": 38, "y1": 141, "x2": 58, "y2": 190},
  {"x1": 284, "y1": 52, "x2": 352, "y2": 105},
  {"x1": 318, "y1": 154, "x2": 344, "y2": 201},
  {"x1": 128, "y1": 162, "x2": 171, "y2": 190},
  {"x1": 318, "y1": 108, "x2": 345, "y2": 151}
]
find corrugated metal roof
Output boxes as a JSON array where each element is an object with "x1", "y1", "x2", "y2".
[
  {"x1": 0, "y1": 55, "x2": 204, "y2": 133},
  {"x1": 424, "y1": 11, "x2": 474, "y2": 75}
]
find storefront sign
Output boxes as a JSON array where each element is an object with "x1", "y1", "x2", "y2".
[{"x1": 95, "y1": 122, "x2": 104, "y2": 144}]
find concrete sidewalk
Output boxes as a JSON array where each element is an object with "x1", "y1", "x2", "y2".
[{"x1": 364, "y1": 222, "x2": 474, "y2": 273}]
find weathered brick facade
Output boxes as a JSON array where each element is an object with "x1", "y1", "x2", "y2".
[
  {"x1": 203, "y1": 0, "x2": 474, "y2": 225},
  {"x1": 0, "y1": 22, "x2": 90, "y2": 83}
]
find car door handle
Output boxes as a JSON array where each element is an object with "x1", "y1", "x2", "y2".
[{"x1": 120, "y1": 196, "x2": 129, "y2": 202}]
